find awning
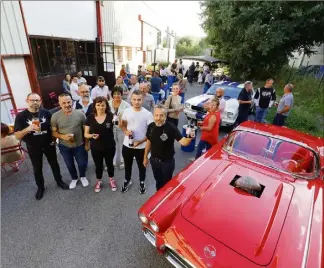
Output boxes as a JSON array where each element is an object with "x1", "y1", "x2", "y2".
[{"x1": 181, "y1": 55, "x2": 228, "y2": 63}]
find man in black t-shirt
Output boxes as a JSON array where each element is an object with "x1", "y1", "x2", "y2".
[
  {"x1": 236, "y1": 81, "x2": 253, "y2": 125},
  {"x1": 254, "y1": 78, "x2": 276, "y2": 123},
  {"x1": 144, "y1": 104, "x2": 192, "y2": 191},
  {"x1": 14, "y1": 93, "x2": 69, "y2": 200}
]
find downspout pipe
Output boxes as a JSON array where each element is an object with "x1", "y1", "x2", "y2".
[
  {"x1": 96, "y1": 1, "x2": 103, "y2": 42},
  {"x1": 138, "y1": 15, "x2": 145, "y2": 63}
]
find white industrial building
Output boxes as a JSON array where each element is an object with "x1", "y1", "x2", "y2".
[
  {"x1": 1, "y1": 1, "x2": 175, "y2": 124},
  {"x1": 289, "y1": 44, "x2": 324, "y2": 67}
]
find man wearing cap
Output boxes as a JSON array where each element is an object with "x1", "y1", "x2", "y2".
[
  {"x1": 273, "y1": 84, "x2": 294, "y2": 126},
  {"x1": 91, "y1": 76, "x2": 111, "y2": 100},
  {"x1": 236, "y1": 81, "x2": 253, "y2": 125}
]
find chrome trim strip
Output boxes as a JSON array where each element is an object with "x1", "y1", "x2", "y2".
[
  {"x1": 164, "y1": 244, "x2": 195, "y2": 268},
  {"x1": 301, "y1": 189, "x2": 315, "y2": 268},
  {"x1": 236, "y1": 126, "x2": 317, "y2": 152},
  {"x1": 143, "y1": 229, "x2": 156, "y2": 247},
  {"x1": 226, "y1": 128, "x2": 320, "y2": 179}
]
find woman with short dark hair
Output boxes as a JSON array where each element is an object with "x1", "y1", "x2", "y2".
[{"x1": 84, "y1": 97, "x2": 117, "y2": 193}]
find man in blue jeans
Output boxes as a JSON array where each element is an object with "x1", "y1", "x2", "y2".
[
  {"x1": 273, "y1": 84, "x2": 294, "y2": 126},
  {"x1": 51, "y1": 94, "x2": 89, "y2": 189},
  {"x1": 254, "y1": 78, "x2": 276, "y2": 123},
  {"x1": 143, "y1": 105, "x2": 192, "y2": 191}
]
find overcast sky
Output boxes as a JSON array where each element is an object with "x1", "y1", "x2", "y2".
[{"x1": 144, "y1": 1, "x2": 206, "y2": 37}]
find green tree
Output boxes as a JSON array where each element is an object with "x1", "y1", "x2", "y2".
[
  {"x1": 201, "y1": 1, "x2": 324, "y2": 79},
  {"x1": 176, "y1": 36, "x2": 207, "y2": 57}
]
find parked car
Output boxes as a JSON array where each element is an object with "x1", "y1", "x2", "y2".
[
  {"x1": 184, "y1": 81, "x2": 255, "y2": 127},
  {"x1": 138, "y1": 122, "x2": 324, "y2": 268},
  {"x1": 296, "y1": 65, "x2": 324, "y2": 79}
]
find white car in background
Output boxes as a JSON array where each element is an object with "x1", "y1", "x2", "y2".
[{"x1": 184, "y1": 81, "x2": 255, "y2": 127}]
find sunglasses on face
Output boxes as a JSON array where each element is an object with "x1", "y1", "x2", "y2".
[{"x1": 98, "y1": 80, "x2": 105, "y2": 82}]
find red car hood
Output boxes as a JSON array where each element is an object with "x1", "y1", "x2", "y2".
[{"x1": 181, "y1": 161, "x2": 295, "y2": 266}]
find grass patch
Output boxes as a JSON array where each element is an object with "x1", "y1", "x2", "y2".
[{"x1": 253, "y1": 67, "x2": 324, "y2": 137}]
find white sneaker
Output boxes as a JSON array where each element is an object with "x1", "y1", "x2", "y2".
[
  {"x1": 69, "y1": 179, "x2": 78, "y2": 189},
  {"x1": 80, "y1": 177, "x2": 89, "y2": 187}
]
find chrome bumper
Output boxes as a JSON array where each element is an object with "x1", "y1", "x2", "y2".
[{"x1": 143, "y1": 228, "x2": 194, "y2": 268}]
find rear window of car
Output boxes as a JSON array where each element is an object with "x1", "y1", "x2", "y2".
[{"x1": 224, "y1": 131, "x2": 317, "y2": 178}]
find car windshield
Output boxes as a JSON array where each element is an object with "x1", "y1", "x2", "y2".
[
  {"x1": 223, "y1": 131, "x2": 317, "y2": 178},
  {"x1": 206, "y1": 85, "x2": 241, "y2": 99}
]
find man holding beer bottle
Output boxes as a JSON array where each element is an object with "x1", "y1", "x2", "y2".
[
  {"x1": 51, "y1": 93, "x2": 89, "y2": 190},
  {"x1": 120, "y1": 90, "x2": 153, "y2": 194},
  {"x1": 14, "y1": 93, "x2": 69, "y2": 200},
  {"x1": 143, "y1": 104, "x2": 192, "y2": 191}
]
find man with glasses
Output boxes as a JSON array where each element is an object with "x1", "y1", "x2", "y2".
[
  {"x1": 91, "y1": 76, "x2": 111, "y2": 100},
  {"x1": 14, "y1": 93, "x2": 69, "y2": 200},
  {"x1": 74, "y1": 84, "x2": 93, "y2": 116}
]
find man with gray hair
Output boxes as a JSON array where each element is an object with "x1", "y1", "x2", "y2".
[
  {"x1": 273, "y1": 84, "x2": 294, "y2": 126},
  {"x1": 139, "y1": 82, "x2": 155, "y2": 112},
  {"x1": 143, "y1": 104, "x2": 192, "y2": 191},
  {"x1": 126, "y1": 75, "x2": 140, "y2": 103},
  {"x1": 74, "y1": 84, "x2": 93, "y2": 117},
  {"x1": 236, "y1": 81, "x2": 253, "y2": 125}
]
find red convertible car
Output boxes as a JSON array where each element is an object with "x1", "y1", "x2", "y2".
[{"x1": 138, "y1": 122, "x2": 324, "y2": 268}]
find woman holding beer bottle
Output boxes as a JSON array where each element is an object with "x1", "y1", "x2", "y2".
[
  {"x1": 164, "y1": 83, "x2": 183, "y2": 127},
  {"x1": 195, "y1": 98, "x2": 220, "y2": 159},
  {"x1": 108, "y1": 86, "x2": 130, "y2": 169},
  {"x1": 84, "y1": 97, "x2": 117, "y2": 193}
]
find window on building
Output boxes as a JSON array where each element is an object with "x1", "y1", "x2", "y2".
[
  {"x1": 126, "y1": 47, "x2": 132, "y2": 61},
  {"x1": 114, "y1": 46, "x2": 123, "y2": 62},
  {"x1": 75, "y1": 41, "x2": 97, "y2": 76},
  {"x1": 30, "y1": 37, "x2": 96, "y2": 78}
]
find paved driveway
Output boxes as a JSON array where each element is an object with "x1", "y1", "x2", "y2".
[{"x1": 1, "y1": 82, "x2": 230, "y2": 268}]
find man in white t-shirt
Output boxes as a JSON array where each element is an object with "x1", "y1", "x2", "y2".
[
  {"x1": 70, "y1": 76, "x2": 81, "y2": 101},
  {"x1": 120, "y1": 90, "x2": 153, "y2": 194}
]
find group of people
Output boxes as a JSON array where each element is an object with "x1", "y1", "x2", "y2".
[
  {"x1": 236, "y1": 78, "x2": 294, "y2": 127},
  {"x1": 4, "y1": 63, "x2": 295, "y2": 201},
  {"x1": 9, "y1": 74, "x2": 202, "y2": 200}
]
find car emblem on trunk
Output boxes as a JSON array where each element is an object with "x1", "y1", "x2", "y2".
[{"x1": 204, "y1": 245, "x2": 216, "y2": 258}]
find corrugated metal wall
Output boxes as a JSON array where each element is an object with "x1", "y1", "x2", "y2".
[
  {"x1": 21, "y1": 1, "x2": 97, "y2": 41},
  {"x1": 101, "y1": 1, "x2": 141, "y2": 47},
  {"x1": 0, "y1": 1, "x2": 30, "y2": 55}
]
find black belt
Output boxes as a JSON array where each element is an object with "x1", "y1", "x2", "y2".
[{"x1": 150, "y1": 157, "x2": 173, "y2": 163}]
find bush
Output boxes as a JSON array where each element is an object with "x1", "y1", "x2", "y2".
[{"x1": 256, "y1": 66, "x2": 324, "y2": 137}]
